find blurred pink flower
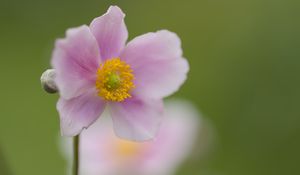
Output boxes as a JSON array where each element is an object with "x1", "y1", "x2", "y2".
[
  {"x1": 61, "y1": 100, "x2": 200, "y2": 175},
  {"x1": 51, "y1": 6, "x2": 189, "y2": 141}
]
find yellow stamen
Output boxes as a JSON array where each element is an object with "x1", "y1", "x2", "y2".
[
  {"x1": 96, "y1": 58, "x2": 135, "y2": 102},
  {"x1": 116, "y1": 139, "x2": 142, "y2": 157}
]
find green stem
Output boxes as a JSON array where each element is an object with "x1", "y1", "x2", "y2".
[{"x1": 73, "y1": 135, "x2": 79, "y2": 175}]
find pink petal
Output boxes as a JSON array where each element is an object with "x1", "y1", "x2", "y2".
[
  {"x1": 138, "y1": 100, "x2": 200, "y2": 175},
  {"x1": 90, "y1": 6, "x2": 128, "y2": 60},
  {"x1": 51, "y1": 25, "x2": 101, "y2": 100},
  {"x1": 121, "y1": 30, "x2": 189, "y2": 99},
  {"x1": 79, "y1": 116, "x2": 118, "y2": 175},
  {"x1": 109, "y1": 97, "x2": 163, "y2": 141},
  {"x1": 57, "y1": 89, "x2": 106, "y2": 136}
]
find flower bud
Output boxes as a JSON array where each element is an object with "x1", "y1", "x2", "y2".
[{"x1": 40, "y1": 69, "x2": 58, "y2": 93}]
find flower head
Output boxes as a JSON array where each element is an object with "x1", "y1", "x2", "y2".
[
  {"x1": 51, "y1": 6, "x2": 189, "y2": 141},
  {"x1": 61, "y1": 100, "x2": 200, "y2": 175}
]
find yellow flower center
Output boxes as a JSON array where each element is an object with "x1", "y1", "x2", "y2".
[
  {"x1": 115, "y1": 139, "x2": 142, "y2": 157},
  {"x1": 96, "y1": 58, "x2": 135, "y2": 102}
]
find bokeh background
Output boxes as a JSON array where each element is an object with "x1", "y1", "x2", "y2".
[{"x1": 0, "y1": 0, "x2": 299, "y2": 175}]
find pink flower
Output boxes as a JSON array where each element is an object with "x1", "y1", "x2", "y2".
[
  {"x1": 61, "y1": 100, "x2": 200, "y2": 175},
  {"x1": 51, "y1": 6, "x2": 189, "y2": 141}
]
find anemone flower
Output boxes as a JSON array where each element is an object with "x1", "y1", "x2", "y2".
[
  {"x1": 61, "y1": 100, "x2": 200, "y2": 175},
  {"x1": 51, "y1": 6, "x2": 189, "y2": 141}
]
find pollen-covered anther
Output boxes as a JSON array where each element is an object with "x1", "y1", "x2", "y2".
[{"x1": 96, "y1": 58, "x2": 135, "y2": 102}]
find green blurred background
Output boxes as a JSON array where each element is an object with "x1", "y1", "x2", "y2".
[{"x1": 0, "y1": 0, "x2": 299, "y2": 174}]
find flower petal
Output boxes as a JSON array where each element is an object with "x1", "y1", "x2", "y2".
[
  {"x1": 90, "y1": 6, "x2": 128, "y2": 60},
  {"x1": 109, "y1": 97, "x2": 163, "y2": 141},
  {"x1": 57, "y1": 90, "x2": 106, "y2": 136},
  {"x1": 79, "y1": 115, "x2": 118, "y2": 175},
  {"x1": 51, "y1": 25, "x2": 101, "y2": 100},
  {"x1": 138, "y1": 99, "x2": 201, "y2": 175},
  {"x1": 121, "y1": 30, "x2": 189, "y2": 99}
]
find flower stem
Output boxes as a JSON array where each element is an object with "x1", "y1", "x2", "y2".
[{"x1": 73, "y1": 135, "x2": 79, "y2": 175}]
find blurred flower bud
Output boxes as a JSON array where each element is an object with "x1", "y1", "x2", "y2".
[{"x1": 40, "y1": 69, "x2": 58, "y2": 93}]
